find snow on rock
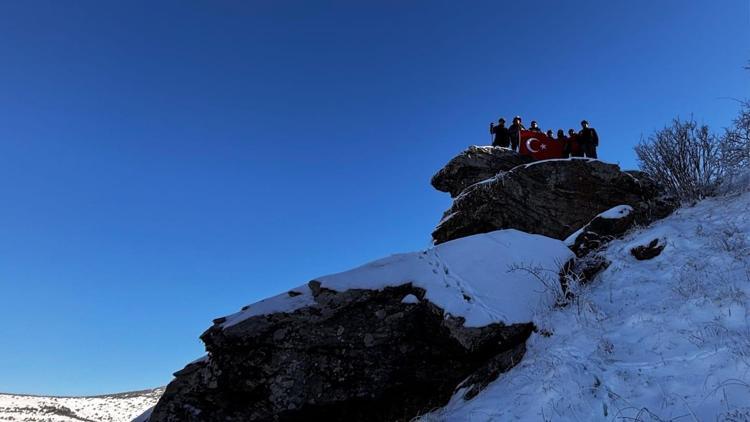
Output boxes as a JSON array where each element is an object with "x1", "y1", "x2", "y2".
[
  {"x1": 565, "y1": 204, "x2": 637, "y2": 258},
  {"x1": 222, "y1": 229, "x2": 574, "y2": 329},
  {"x1": 0, "y1": 388, "x2": 163, "y2": 422},
  {"x1": 563, "y1": 227, "x2": 585, "y2": 247},
  {"x1": 401, "y1": 294, "x2": 420, "y2": 304},
  {"x1": 153, "y1": 230, "x2": 573, "y2": 422},
  {"x1": 598, "y1": 204, "x2": 633, "y2": 219},
  {"x1": 425, "y1": 191, "x2": 750, "y2": 421},
  {"x1": 221, "y1": 287, "x2": 315, "y2": 328}
]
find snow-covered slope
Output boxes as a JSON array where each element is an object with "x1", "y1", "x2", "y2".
[
  {"x1": 427, "y1": 191, "x2": 750, "y2": 421},
  {"x1": 0, "y1": 388, "x2": 163, "y2": 422}
]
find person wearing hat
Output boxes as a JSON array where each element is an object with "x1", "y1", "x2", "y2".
[
  {"x1": 508, "y1": 116, "x2": 525, "y2": 151},
  {"x1": 529, "y1": 120, "x2": 543, "y2": 133},
  {"x1": 577, "y1": 120, "x2": 599, "y2": 158},
  {"x1": 489, "y1": 118, "x2": 511, "y2": 148}
]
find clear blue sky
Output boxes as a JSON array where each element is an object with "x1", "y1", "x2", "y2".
[{"x1": 0, "y1": 1, "x2": 747, "y2": 396}]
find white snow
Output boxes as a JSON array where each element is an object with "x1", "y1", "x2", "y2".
[
  {"x1": 564, "y1": 227, "x2": 585, "y2": 247},
  {"x1": 425, "y1": 191, "x2": 750, "y2": 421},
  {"x1": 222, "y1": 287, "x2": 316, "y2": 328},
  {"x1": 563, "y1": 205, "x2": 633, "y2": 247},
  {"x1": 0, "y1": 388, "x2": 163, "y2": 422},
  {"x1": 222, "y1": 229, "x2": 574, "y2": 329},
  {"x1": 598, "y1": 204, "x2": 633, "y2": 219},
  {"x1": 401, "y1": 294, "x2": 420, "y2": 304}
]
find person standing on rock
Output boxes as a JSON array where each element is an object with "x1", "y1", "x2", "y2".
[
  {"x1": 529, "y1": 120, "x2": 543, "y2": 133},
  {"x1": 568, "y1": 129, "x2": 582, "y2": 157},
  {"x1": 508, "y1": 116, "x2": 525, "y2": 151},
  {"x1": 557, "y1": 129, "x2": 570, "y2": 158},
  {"x1": 489, "y1": 118, "x2": 511, "y2": 148},
  {"x1": 578, "y1": 120, "x2": 599, "y2": 158}
]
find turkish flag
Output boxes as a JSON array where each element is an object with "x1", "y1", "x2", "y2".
[{"x1": 518, "y1": 130, "x2": 566, "y2": 160}]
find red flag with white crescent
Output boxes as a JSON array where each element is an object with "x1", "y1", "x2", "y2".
[{"x1": 518, "y1": 130, "x2": 565, "y2": 160}]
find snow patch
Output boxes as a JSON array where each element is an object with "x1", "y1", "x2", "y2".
[
  {"x1": 564, "y1": 227, "x2": 584, "y2": 247},
  {"x1": 401, "y1": 294, "x2": 420, "y2": 304},
  {"x1": 563, "y1": 205, "x2": 633, "y2": 247},
  {"x1": 222, "y1": 288, "x2": 316, "y2": 329},
  {"x1": 222, "y1": 230, "x2": 574, "y2": 329},
  {"x1": 598, "y1": 204, "x2": 633, "y2": 219}
]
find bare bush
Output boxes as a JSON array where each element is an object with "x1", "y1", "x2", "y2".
[
  {"x1": 635, "y1": 118, "x2": 724, "y2": 202},
  {"x1": 722, "y1": 101, "x2": 750, "y2": 178}
]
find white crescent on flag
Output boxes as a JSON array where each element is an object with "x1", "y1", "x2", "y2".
[{"x1": 526, "y1": 137, "x2": 541, "y2": 153}]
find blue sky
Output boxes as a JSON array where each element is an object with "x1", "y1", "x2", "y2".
[{"x1": 0, "y1": 1, "x2": 747, "y2": 396}]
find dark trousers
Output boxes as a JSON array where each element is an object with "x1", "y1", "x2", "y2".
[
  {"x1": 581, "y1": 143, "x2": 598, "y2": 158},
  {"x1": 493, "y1": 138, "x2": 510, "y2": 148}
]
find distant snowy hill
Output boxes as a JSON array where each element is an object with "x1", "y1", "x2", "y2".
[
  {"x1": 0, "y1": 388, "x2": 163, "y2": 422},
  {"x1": 426, "y1": 191, "x2": 750, "y2": 420}
]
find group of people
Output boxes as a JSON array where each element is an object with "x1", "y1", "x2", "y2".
[{"x1": 489, "y1": 116, "x2": 600, "y2": 158}]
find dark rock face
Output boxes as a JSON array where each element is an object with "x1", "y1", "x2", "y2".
[
  {"x1": 631, "y1": 238, "x2": 666, "y2": 260},
  {"x1": 149, "y1": 283, "x2": 533, "y2": 422},
  {"x1": 433, "y1": 159, "x2": 677, "y2": 244},
  {"x1": 431, "y1": 146, "x2": 533, "y2": 198},
  {"x1": 568, "y1": 206, "x2": 636, "y2": 258}
]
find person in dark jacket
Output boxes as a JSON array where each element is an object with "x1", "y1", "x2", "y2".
[
  {"x1": 568, "y1": 129, "x2": 583, "y2": 157},
  {"x1": 577, "y1": 120, "x2": 599, "y2": 158},
  {"x1": 489, "y1": 118, "x2": 511, "y2": 148},
  {"x1": 557, "y1": 129, "x2": 569, "y2": 158},
  {"x1": 529, "y1": 120, "x2": 542, "y2": 133},
  {"x1": 508, "y1": 116, "x2": 525, "y2": 151}
]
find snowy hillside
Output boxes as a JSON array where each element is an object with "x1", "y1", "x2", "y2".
[
  {"x1": 0, "y1": 388, "x2": 163, "y2": 422},
  {"x1": 427, "y1": 191, "x2": 750, "y2": 421}
]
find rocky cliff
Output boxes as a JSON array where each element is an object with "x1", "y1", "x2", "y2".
[{"x1": 145, "y1": 147, "x2": 675, "y2": 422}]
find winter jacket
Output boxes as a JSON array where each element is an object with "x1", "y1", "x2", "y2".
[
  {"x1": 491, "y1": 125, "x2": 511, "y2": 148},
  {"x1": 578, "y1": 127, "x2": 599, "y2": 146}
]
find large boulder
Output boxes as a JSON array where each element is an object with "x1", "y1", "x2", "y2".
[
  {"x1": 147, "y1": 231, "x2": 574, "y2": 422},
  {"x1": 431, "y1": 146, "x2": 533, "y2": 198},
  {"x1": 150, "y1": 284, "x2": 532, "y2": 422},
  {"x1": 432, "y1": 159, "x2": 676, "y2": 244}
]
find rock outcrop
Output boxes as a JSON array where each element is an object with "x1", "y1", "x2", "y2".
[
  {"x1": 147, "y1": 149, "x2": 678, "y2": 422},
  {"x1": 631, "y1": 238, "x2": 666, "y2": 260},
  {"x1": 431, "y1": 146, "x2": 533, "y2": 198},
  {"x1": 566, "y1": 205, "x2": 636, "y2": 258},
  {"x1": 433, "y1": 158, "x2": 676, "y2": 244},
  {"x1": 149, "y1": 283, "x2": 533, "y2": 422},
  {"x1": 558, "y1": 205, "x2": 637, "y2": 294},
  {"x1": 148, "y1": 230, "x2": 574, "y2": 422}
]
